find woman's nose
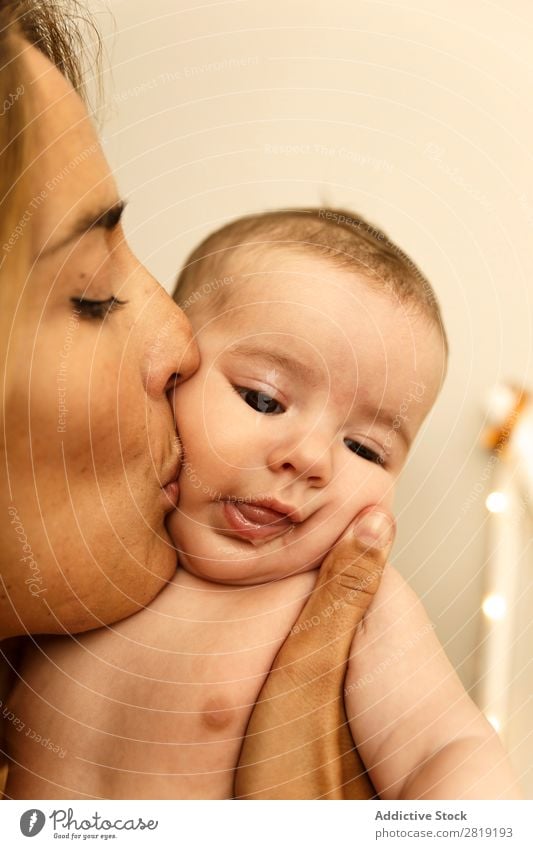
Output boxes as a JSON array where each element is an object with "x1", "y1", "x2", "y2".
[
  {"x1": 142, "y1": 286, "x2": 200, "y2": 397},
  {"x1": 267, "y1": 431, "x2": 334, "y2": 487}
]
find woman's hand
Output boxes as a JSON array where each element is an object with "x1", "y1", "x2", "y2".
[{"x1": 234, "y1": 506, "x2": 396, "y2": 799}]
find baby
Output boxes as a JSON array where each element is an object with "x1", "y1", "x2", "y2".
[{"x1": 4, "y1": 208, "x2": 477, "y2": 799}]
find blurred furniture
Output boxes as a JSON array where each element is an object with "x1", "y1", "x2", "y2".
[{"x1": 476, "y1": 382, "x2": 532, "y2": 795}]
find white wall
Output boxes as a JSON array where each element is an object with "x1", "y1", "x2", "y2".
[{"x1": 95, "y1": 0, "x2": 533, "y2": 792}]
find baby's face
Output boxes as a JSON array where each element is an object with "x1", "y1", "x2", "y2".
[{"x1": 168, "y1": 251, "x2": 445, "y2": 584}]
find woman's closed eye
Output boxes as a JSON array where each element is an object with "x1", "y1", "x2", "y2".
[
  {"x1": 70, "y1": 295, "x2": 128, "y2": 320},
  {"x1": 233, "y1": 386, "x2": 285, "y2": 415},
  {"x1": 344, "y1": 437, "x2": 385, "y2": 466}
]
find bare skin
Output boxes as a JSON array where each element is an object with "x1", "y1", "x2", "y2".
[
  {"x1": 3, "y1": 247, "x2": 446, "y2": 799},
  {"x1": 3, "y1": 511, "x2": 381, "y2": 800},
  {"x1": 234, "y1": 516, "x2": 390, "y2": 799},
  {"x1": 1, "y1": 38, "x2": 520, "y2": 807},
  {"x1": 0, "y1": 36, "x2": 197, "y2": 799},
  {"x1": 6, "y1": 507, "x2": 520, "y2": 801},
  {"x1": 234, "y1": 517, "x2": 522, "y2": 800},
  {"x1": 0, "y1": 42, "x2": 198, "y2": 640},
  {"x1": 4, "y1": 566, "x2": 318, "y2": 799}
]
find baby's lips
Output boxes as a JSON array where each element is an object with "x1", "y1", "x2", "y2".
[{"x1": 351, "y1": 507, "x2": 395, "y2": 549}]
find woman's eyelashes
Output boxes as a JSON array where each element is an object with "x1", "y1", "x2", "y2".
[
  {"x1": 70, "y1": 295, "x2": 128, "y2": 320},
  {"x1": 234, "y1": 386, "x2": 285, "y2": 415},
  {"x1": 344, "y1": 438, "x2": 385, "y2": 466}
]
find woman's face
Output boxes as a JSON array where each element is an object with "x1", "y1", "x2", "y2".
[{"x1": 0, "y1": 44, "x2": 199, "y2": 637}]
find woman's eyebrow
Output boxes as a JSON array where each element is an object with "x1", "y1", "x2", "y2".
[
  {"x1": 226, "y1": 343, "x2": 322, "y2": 387},
  {"x1": 38, "y1": 200, "x2": 126, "y2": 259}
]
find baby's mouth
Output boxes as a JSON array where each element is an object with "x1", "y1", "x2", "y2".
[{"x1": 220, "y1": 498, "x2": 296, "y2": 546}]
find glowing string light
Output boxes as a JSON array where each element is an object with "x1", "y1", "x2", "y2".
[
  {"x1": 482, "y1": 593, "x2": 507, "y2": 621},
  {"x1": 485, "y1": 491, "x2": 508, "y2": 513}
]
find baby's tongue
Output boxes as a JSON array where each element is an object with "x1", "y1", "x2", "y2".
[{"x1": 236, "y1": 503, "x2": 290, "y2": 526}]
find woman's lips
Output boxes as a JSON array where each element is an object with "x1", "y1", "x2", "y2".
[
  {"x1": 222, "y1": 500, "x2": 294, "y2": 542},
  {"x1": 162, "y1": 479, "x2": 180, "y2": 509},
  {"x1": 161, "y1": 449, "x2": 182, "y2": 510}
]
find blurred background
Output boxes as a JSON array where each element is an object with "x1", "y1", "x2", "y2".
[{"x1": 93, "y1": 0, "x2": 532, "y2": 793}]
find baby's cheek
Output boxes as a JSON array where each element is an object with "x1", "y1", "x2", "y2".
[
  {"x1": 375, "y1": 475, "x2": 396, "y2": 512},
  {"x1": 310, "y1": 484, "x2": 393, "y2": 569},
  {"x1": 318, "y1": 472, "x2": 395, "y2": 547},
  {"x1": 334, "y1": 470, "x2": 390, "y2": 513},
  {"x1": 166, "y1": 508, "x2": 182, "y2": 550},
  {"x1": 202, "y1": 418, "x2": 256, "y2": 473}
]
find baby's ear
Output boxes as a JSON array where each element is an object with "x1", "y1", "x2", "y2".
[
  {"x1": 171, "y1": 280, "x2": 181, "y2": 304},
  {"x1": 172, "y1": 265, "x2": 191, "y2": 305}
]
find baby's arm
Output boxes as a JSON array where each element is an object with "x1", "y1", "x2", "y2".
[{"x1": 346, "y1": 564, "x2": 522, "y2": 799}]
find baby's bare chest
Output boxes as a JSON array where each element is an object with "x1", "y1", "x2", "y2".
[{"x1": 7, "y1": 572, "x2": 316, "y2": 799}]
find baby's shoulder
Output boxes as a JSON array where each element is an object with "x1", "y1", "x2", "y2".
[
  {"x1": 350, "y1": 561, "x2": 432, "y2": 659},
  {"x1": 371, "y1": 562, "x2": 424, "y2": 619}
]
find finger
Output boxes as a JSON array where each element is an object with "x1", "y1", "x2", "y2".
[
  {"x1": 291, "y1": 507, "x2": 396, "y2": 647},
  {"x1": 318, "y1": 507, "x2": 395, "y2": 600}
]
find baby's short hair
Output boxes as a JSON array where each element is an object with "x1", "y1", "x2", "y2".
[{"x1": 174, "y1": 207, "x2": 448, "y2": 357}]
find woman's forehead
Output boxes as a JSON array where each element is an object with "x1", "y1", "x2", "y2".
[{"x1": 24, "y1": 44, "x2": 118, "y2": 256}]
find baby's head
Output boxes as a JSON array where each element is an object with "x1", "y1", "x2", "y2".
[{"x1": 168, "y1": 208, "x2": 448, "y2": 585}]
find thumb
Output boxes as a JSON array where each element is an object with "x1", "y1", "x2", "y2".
[{"x1": 294, "y1": 507, "x2": 396, "y2": 643}]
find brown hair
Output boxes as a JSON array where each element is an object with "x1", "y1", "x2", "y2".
[
  {"x1": 0, "y1": 1, "x2": 95, "y2": 273},
  {"x1": 174, "y1": 207, "x2": 449, "y2": 357}
]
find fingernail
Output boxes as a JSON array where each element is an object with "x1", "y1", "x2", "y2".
[{"x1": 353, "y1": 510, "x2": 395, "y2": 548}]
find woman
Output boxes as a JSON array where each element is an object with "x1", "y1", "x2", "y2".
[
  {"x1": 0, "y1": 0, "x2": 397, "y2": 802},
  {"x1": 0, "y1": 0, "x2": 389, "y2": 665},
  {"x1": 0, "y1": 2, "x2": 200, "y2": 791},
  {"x1": 1, "y1": 1, "x2": 519, "y2": 802},
  {"x1": 0, "y1": 0, "x2": 199, "y2": 640}
]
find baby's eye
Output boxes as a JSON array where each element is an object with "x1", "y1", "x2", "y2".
[
  {"x1": 234, "y1": 386, "x2": 285, "y2": 415},
  {"x1": 344, "y1": 438, "x2": 385, "y2": 466}
]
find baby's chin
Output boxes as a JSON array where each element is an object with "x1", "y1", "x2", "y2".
[
  {"x1": 169, "y1": 508, "x2": 335, "y2": 585},
  {"x1": 165, "y1": 510, "x2": 181, "y2": 553},
  {"x1": 175, "y1": 545, "x2": 323, "y2": 587}
]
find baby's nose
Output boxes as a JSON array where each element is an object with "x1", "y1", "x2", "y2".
[{"x1": 267, "y1": 433, "x2": 333, "y2": 486}]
